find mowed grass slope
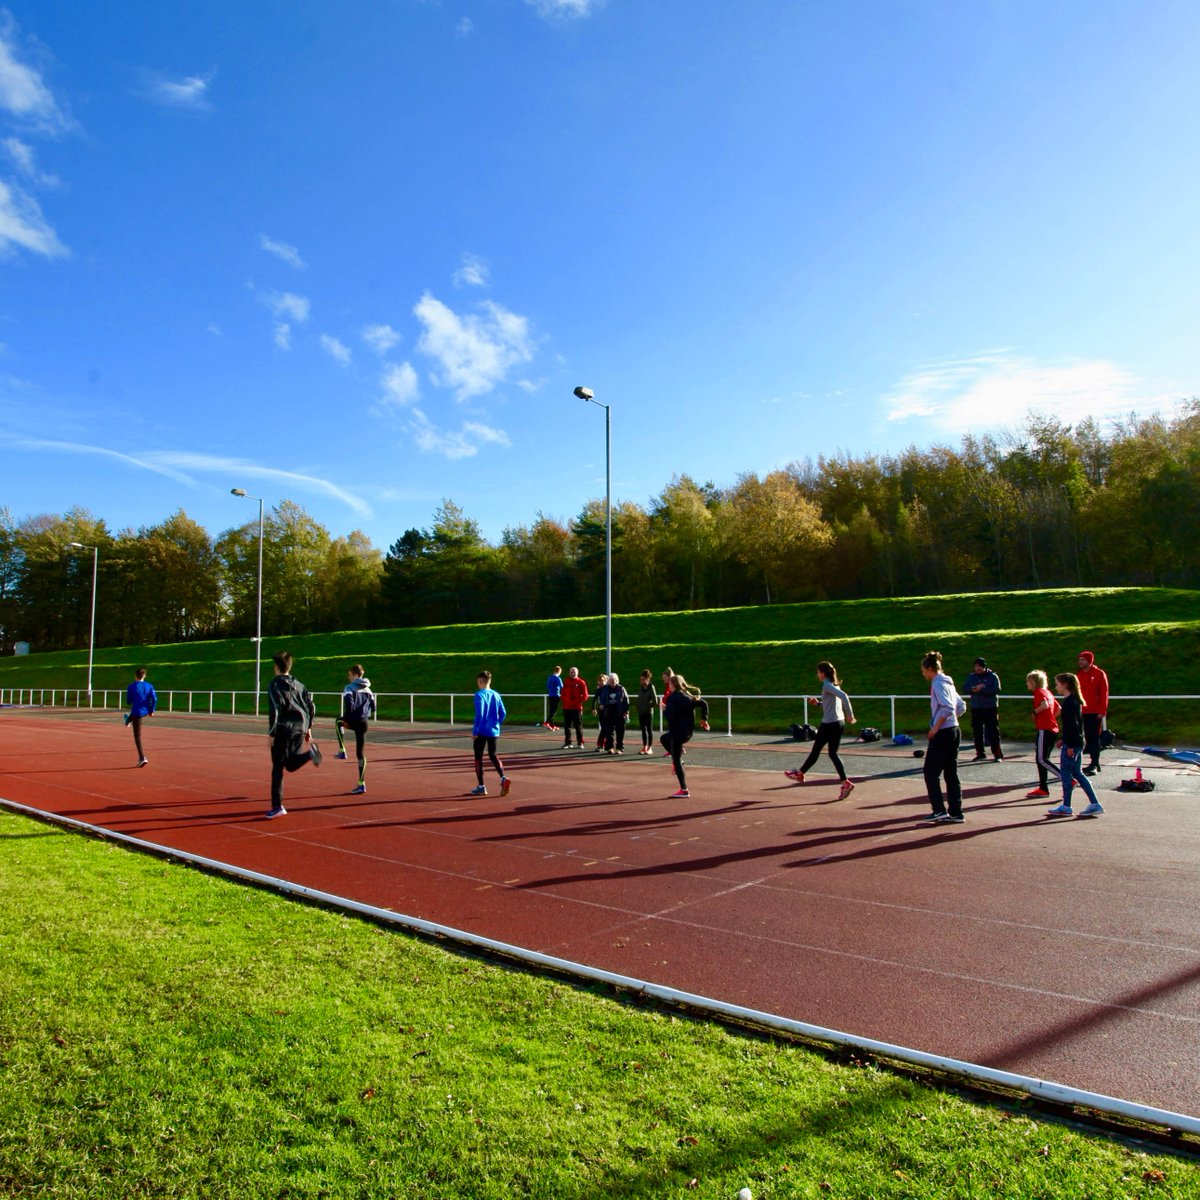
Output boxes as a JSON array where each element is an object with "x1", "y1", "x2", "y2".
[
  {"x1": 0, "y1": 809, "x2": 1193, "y2": 1200},
  {"x1": 3, "y1": 588, "x2": 1198, "y2": 741}
]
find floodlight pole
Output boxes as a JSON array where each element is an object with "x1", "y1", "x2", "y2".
[
  {"x1": 575, "y1": 386, "x2": 612, "y2": 676},
  {"x1": 66, "y1": 542, "x2": 98, "y2": 696},
  {"x1": 231, "y1": 489, "x2": 265, "y2": 715}
]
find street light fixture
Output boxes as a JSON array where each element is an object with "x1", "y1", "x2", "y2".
[
  {"x1": 231, "y1": 488, "x2": 265, "y2": 715},
  {"x1": 574, "y1": 385, "x2": 612, "y2": 676},
  {"x1": 65, "y1": 541, "x2": 98, "y2": 697}
]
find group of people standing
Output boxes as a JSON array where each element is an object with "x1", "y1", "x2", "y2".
[{"x1": 544, "y1": 665, "x2": 710, "y2": 797}]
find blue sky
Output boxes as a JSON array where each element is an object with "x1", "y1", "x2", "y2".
[{"x1": 2, "y1": 0, "x2": 1198, "y2": 546}]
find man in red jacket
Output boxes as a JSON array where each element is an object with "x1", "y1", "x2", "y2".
[
  {"x1": 1076, "y1": 650, "x2": 1110, "y2": 776},
  {"x1": 560, "y1": 666, "x2": 589, "y2": 749}
]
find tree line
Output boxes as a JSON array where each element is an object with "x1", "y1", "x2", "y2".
[{"x1": 2, "y1": 405, "x2": 1197, "y2": 653}]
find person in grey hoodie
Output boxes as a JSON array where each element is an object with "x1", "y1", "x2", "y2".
[
  {"x1": 335, "y1": 663, "x2": 376, "y2": 795},
  {"x1": 785, "y1": 661, "x2": 857, "y2": 799},
  {"x1": 266, "y1": 650, "x2": 321, "y2": 819},
  {"x1": 599, "y1": 673, "x2": 631, "y2": 753}
]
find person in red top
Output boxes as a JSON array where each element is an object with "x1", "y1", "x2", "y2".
[
  {"x1": 560, "y1": 666, "x2": 589, "y2": 749},
  {"x1": 1024, "y1": 670, "x2": 1061, "y2": 798},
  {"x1": 1076, "y1": 650, "x2": 1110, "y2": 775}
]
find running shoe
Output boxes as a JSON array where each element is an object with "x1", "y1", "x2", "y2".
[
  {"x1": 1083, "y1": 765, "x2": 1101, "y2": 776},
  {"x1": 945, "y1": 813, "x2": 965, "y2": 823},
  {"x1": 971, "y1": 754, "x2": 987, "y2": 762},
  {"x1": 1078, "y1": 802, "x2": 1104, "y2": 817},
  {"x1": 993, "y1": 754, "x2": 1005, "y2": 761},
  {"x1": 1045, "y1": 804, "x2": 1073, "y2": 817},
  {"x1": 309, "y1": 740, "x2": 323, "y2": 767},
  {"x1": 351, "y1": 784, "x2": 366, "y2": 795},
  {"x1": 266, "y1": 805, "x2": 286, "y2": 819},
  {"x1": 335, "y1": 750, "x2": 348, "y2": 760},
  {"x1": 783, "y1": 769, "x2": 804, "y2": 783},
  {"x1": 922, "y1": 811, "x2": 950, "y2": 823},
  {"x1": 469, "y1": 785, "x2": 487, "y2": 796},
  {"x1": 670, "y1": 788, "x2": 690, "y2": 799},
  {"x1": 500, "y1": 777, "x2": 512, "y2": 797},
  {"x1": 137, "y1": 757, "x2": 149, "y2": 768},
  {"x1": 837, "y1": 780, "x2": 855, "y2": 800},
  {"x1": 1025, "y1": 788, "x2": 1050, "y2": 798}
]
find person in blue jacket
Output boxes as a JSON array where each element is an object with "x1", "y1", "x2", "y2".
[
  {"x1": 544, "y1": 665, "x2": 563, "y2": 730},
  {"x1": 963, "y1": 656, "x2": 1003, "y2": 762},
  {"x1": 470, "y1": 670, "x2": 510, "y2": 797},
  {"x1": 125, "y1": 667, "x2": 157, "y2": 767}
]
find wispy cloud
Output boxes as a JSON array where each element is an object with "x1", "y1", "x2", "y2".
[
  {"x1": 146, "y1": 451, "x2": 372, "y2": 516},
  {"x1": 142, "y1": 69, "x2": 216, "y2": 112},
  {"x1": 410, "y1": 409, "x2": 511, "y2": 460},
  {"x1": 414, "y1": 292, "x2": 533, "y2": 400},
  {"x1": 456, "y1": 16, "x2": 475, "y2": 37},
  {"x1": 525, "y1": 0, "x2": 602, "y2": 19},
  {"x1": 319, "y1": 333, "x2": 351, "y2": 366},
  {"x1": 258, "y1": 233, "x2": 306, "y2": 270},
  {"x1": 883, "y1": 352, "x2": 1179, "y2": 432},
  {"x1": 0, "y1": 13, "x2": 69, "y2": 132},
  {"x1": 452, "y1": 252, "x2": 490, "y2": 288},
  {"x1": 0, "y1": 178, "x2": 66, "y2": 257},
  {"x1": 379, "y1": 361, "x2": 420, "y2": 408},
  {"x1": 3, "y1": 136, "x2": 58, "y2": 186},
  {"x1": 273, "y1": 322, "x2": 291, "y2": 351},
  {"x1": 0, "y1": 432, "x2": 195, "y2": 484},
  {"x1": 362, "y1": 323, "x2": 401, "y2": 356},
  {"x1": 266, "y1": 291, "x2": 310, "y2": 323}
]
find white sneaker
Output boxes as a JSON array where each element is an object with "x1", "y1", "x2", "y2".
[
  {"x1": 1078, "y1": 802, "x2": 1104, "y2": 817},
  {"x1": 1046, "y1": 804, "x2": 1073, "y2": 817}
]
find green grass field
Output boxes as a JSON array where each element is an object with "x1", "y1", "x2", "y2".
[
  {"x1": 0, "y1": 808, "x2": 1193, "y2": 1200},
  {"x1": 3, "y1": 587, "x2": 1197, "y2": 742}
]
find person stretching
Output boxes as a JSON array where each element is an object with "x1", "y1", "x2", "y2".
[
  {"x1": 470, "y1": 671, "x2": 510, "y2": 797},
  {"x1": 125, "y1": 667, "x2": 157, "y2": 767},
  {"x1": 661, "y1": 674, "x2": 709, "y2": 799},
  {"x1": 785, "y1": 661, "x2": 856, "y2": 800},
  {"x1": 335, "y1": 664, "x2": 376, "y2": 794},
  {"x1": 544, "y1": 665, "x2": 563, "y2": 730}
]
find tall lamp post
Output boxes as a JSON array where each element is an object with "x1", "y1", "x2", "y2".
[
  {"x1": 231, "y1": 488, "x2": 265, "y2": 715},
  {"x1": 65, "y1": 541, "x2": 98, "y2": 698},
  {"x1": 574, "y1": 386, "x2": 612, "y2": 676}
]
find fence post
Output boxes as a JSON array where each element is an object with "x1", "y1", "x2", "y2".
[
  {"x1": 726, "y1": 695, "x2": 732, "y2": 738},
  {"x1": 889, "y1": 696, "x2": 896, "y2": 740},
  {"x1": 449, "y1": 695, "x2": 454, "y2": 726},
  {"x1": 209, "y1": 691, "x2": 214, "y2": 715},
  {"x1": 231, "y1": 692, "x2": 236, "y2": 716}
]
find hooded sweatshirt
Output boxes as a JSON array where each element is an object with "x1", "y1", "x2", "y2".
[
  {"x1": 1076, "y1": 652, "x2": 1110, "y2": 715},
  {"x1": 341, "y1": 677, "x2": 376, "y2": 723}
]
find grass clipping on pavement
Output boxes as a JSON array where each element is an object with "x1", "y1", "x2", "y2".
[{"x1": 0, "y1": 811, "x2": 1191, "y2": 1199}]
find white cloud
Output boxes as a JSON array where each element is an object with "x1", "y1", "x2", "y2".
[
  {"x1": 0, "y1": 178, "x2": 65, "y2": 257},
  {"x1": 273, "y1": 322, "x2": 291, "y2": 350},
  {"x1": 264, "y1": 290, "x2": 310, "y2": 322},
  {"x1": 525, "y1": 0, "x2": 602, "y2": 18},
  {"x1": 0, "y1": 14, "x2": 68, "y2": 131},
  {"x1": 3, "y1": 136, "x2": 58, "y2": 186},
  {"x1": 452, "y1": 252, "x2": 490, "y2": 288},
  {"x1": 380, "y1": 361, "x2": 420, "y2": 407},
  {"x1": 206, "y1": 322, "x2": 221, "y2": 336},
  {"x1": 258, "y1": 234, "x2": 306, "y2": 270},
  {"x1": 147, "y1": 451, "x2": 372, "y2": 516},
  {"x1": 144, "y1": 70, "x2": 215, "y2": 111},
  {"x1": 883, "y1": 352, "x2": 1179, "y2": 432},
  {"x1": 456, "y1": 16, "x2": 475, "y2": 36},
  {"x1": 414, "y1": 292, "x2": 533, "y2": 400},
  {"x1": 362, "y1": 323, "x2": 401, "y2": 355},
  {"x1": 410, "y1": 409, "x2": 511, "y2": 460},
  {"x1": 319, "y1": 333, "x2": 351, "y2": 366},
  {"x1": 0, "y1": 432, "x2": 193, "y2": 483}
]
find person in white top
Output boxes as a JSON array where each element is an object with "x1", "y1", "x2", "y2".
[
  {"x1": 785, "y1": 661, "x2": 856, "y2": 800},
  {"x1": 920, "y1": 649, "x2": 966, "y2": 824}
]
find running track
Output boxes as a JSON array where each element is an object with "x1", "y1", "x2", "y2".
[{"x1": 2, "y1": 712, "x2": 1198, "y2": 1118}]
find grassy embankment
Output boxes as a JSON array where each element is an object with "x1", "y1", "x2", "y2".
[
  {"x1": 2, "y1": 587, "x2": 1197, "y2": 742},
  {"x1": 0, "y1": 809, "x2": 1193, "y2": 1200}
]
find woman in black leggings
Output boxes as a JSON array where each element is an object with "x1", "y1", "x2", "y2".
[
  {"x1": 661, "y1": 674, "x2": 709, "y2": 798},
  {"x1": 785, "y1": 661, "x2": 856, "y2": 800}
]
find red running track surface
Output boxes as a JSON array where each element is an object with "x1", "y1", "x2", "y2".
[{"x1": 2, "y1": 713, "x2": 1198, "y2": 1117}]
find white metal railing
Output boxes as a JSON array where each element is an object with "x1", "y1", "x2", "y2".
[{"x1": 1, "y1": 686, "x2": 1196, "y2": 740}]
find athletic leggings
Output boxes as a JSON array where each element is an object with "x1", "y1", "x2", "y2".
[
  {"x1": 798, "y1": 720, "x2": 846, "y2": 781},
  {"x1": 660, "y1": 730, "x2": 691, "y2": 789},
  {"x1": 562, "y1": 710, "x2": 583, "y2": 746},
  {"x1": 130, "y1": 715, "x2": 146, "y2": 760},
  {"x1": 546, "y1": 696, "x2": 560, "y2": 725},
  {"x1": 336, "y1": 717, "x2": 368, "y2": 782},
  {"x1": 1034, "y1": 728, "x2": 1061, "y2": 789},
  {"x1": 270, "y1": 726, "x2": 315, "y2": 805},
  {"x1": 473, "y1": 735, "x2": 505, "y2": 785},
  {"x1": 639, "y1": 712, "x2": 654, "y2": 749}
]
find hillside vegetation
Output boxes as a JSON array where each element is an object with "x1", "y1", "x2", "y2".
[{"x1": 3, "y1": 588, "x2": 1196, "y2": 742}]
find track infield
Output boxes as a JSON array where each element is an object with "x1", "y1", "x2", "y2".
[{"x1": 2, "y1": 710, "x2": 1198, "y2": 1119}]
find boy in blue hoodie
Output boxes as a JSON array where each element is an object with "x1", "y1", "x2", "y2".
[
  {"x1": 471, "y1": 671, "x2": 510, "y2": 797},
  {"x1": 335, "y1": 664, "x2": 376, "y2": 795},
  {"x1": 125, "y1": 667, "x2": 157, "y2": 767}
]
